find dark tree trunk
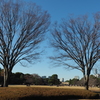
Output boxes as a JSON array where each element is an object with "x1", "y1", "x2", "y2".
[
  {"x1": 3, "y1": 68, "x2": 10, "y2": 87},
  {"x1": 84, "y1": 75, "x2": 89, "y2": 90}
]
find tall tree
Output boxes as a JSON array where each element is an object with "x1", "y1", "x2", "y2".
[
  {"x1": 50, "y1": 13, "x2": 100, "y2": 90},
  {"x1": 0, "y1": 0, "x2": 50, "y2": 87}
]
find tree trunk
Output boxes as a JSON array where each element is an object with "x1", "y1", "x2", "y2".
[
  {"x1": 3, "y1": 68, "x2": 10, "y2": 87},
  {"x1": 84, "y1": 75, "x2": 89, "y2": 90}
]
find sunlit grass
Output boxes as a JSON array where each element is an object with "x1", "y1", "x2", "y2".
[{"x1": 0, "y1": 85, "x2": 99, "y2": 99}]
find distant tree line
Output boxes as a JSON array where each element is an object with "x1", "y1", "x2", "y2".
[
  {"x1": 0, "y1": 69, "x2": 61, "y2": 86},
  {"x1": 66, "y1": 75, "x2": 100, "y2": 87}
]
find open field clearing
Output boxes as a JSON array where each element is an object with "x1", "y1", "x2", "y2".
[
  {"x1": 0, "y1": 85, "x2": 98, "y2": 100},
  {"x1": 8, "y1": 85, "x2": 100, "y2": 91}
]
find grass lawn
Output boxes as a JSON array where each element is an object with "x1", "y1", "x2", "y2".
[{"x1": 0, "y1": 85, "x2": 99, "y2": 100}]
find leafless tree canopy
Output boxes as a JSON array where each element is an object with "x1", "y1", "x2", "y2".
[
  {"x1": 0, "y1": 0, "x2": 50, "y2": 69},
  {"x1": 0, "y1": 0, "x2": 50, "y2": 86},
  {"x1": 50, "y1": 13, "x2": 100, "y2": 90}
]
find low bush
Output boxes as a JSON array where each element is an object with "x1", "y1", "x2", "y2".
[{"x1": 0, "y1": 87, "x2": 99, "y2": 100}]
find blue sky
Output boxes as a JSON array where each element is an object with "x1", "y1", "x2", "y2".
[{"x1": 9, "y1": 0, "x2": 100, "y2": 81}]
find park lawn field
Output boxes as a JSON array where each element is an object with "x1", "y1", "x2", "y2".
[
  {"x1": 0, "y1": 85, "x2": 99, "y2": 100},
  {"x1": 9, "y1": 85, "x2": 100, "y2": 91}
]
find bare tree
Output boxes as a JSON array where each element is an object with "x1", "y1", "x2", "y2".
[
  {"x1": 50, "y1": 13, "x2": 100, "y2": 90},
  {"x1": 0, "y1": 0, "x2": 50, "y2": 87}
]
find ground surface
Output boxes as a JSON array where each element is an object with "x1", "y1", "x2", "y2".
[
  {"x1": 8, "y1": 85, "x2": 100, "y2": 91},
  {"x1": 1, "y1": 85, "x2": 100, "y2": 100}
]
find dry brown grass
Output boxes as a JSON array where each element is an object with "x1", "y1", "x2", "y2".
[
  {"x1": 8, "y1": 85, "x2": 100, "y2": 90},
  {"x1": 0, "y1": 85, "x2": 98, "y2": 99}
]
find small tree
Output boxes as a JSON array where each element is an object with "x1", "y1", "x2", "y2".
[
  {"x1": 0, "y1": 0, "x2": 50, "y2": 87},
  {"x1": 68, "y1": 79, "x2": 79, "y2": 85},
  {"x1": 50, "y1": 13, "x2": 100, "y2": 90},
  {"x1": 48, "y1": 74, "x2": 60, "y2": 85}
]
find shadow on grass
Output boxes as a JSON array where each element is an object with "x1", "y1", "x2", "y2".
[{"x1": 19, "y1": 95, "x2": 99, "y2": 100}]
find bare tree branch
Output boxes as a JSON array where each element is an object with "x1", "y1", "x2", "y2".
[
  {"x1": 50, "y1": 13, "x2": 100, "y2": 90},
  {"x1": 0, "y1": 0, "x2": 50, "y2": 87}
]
